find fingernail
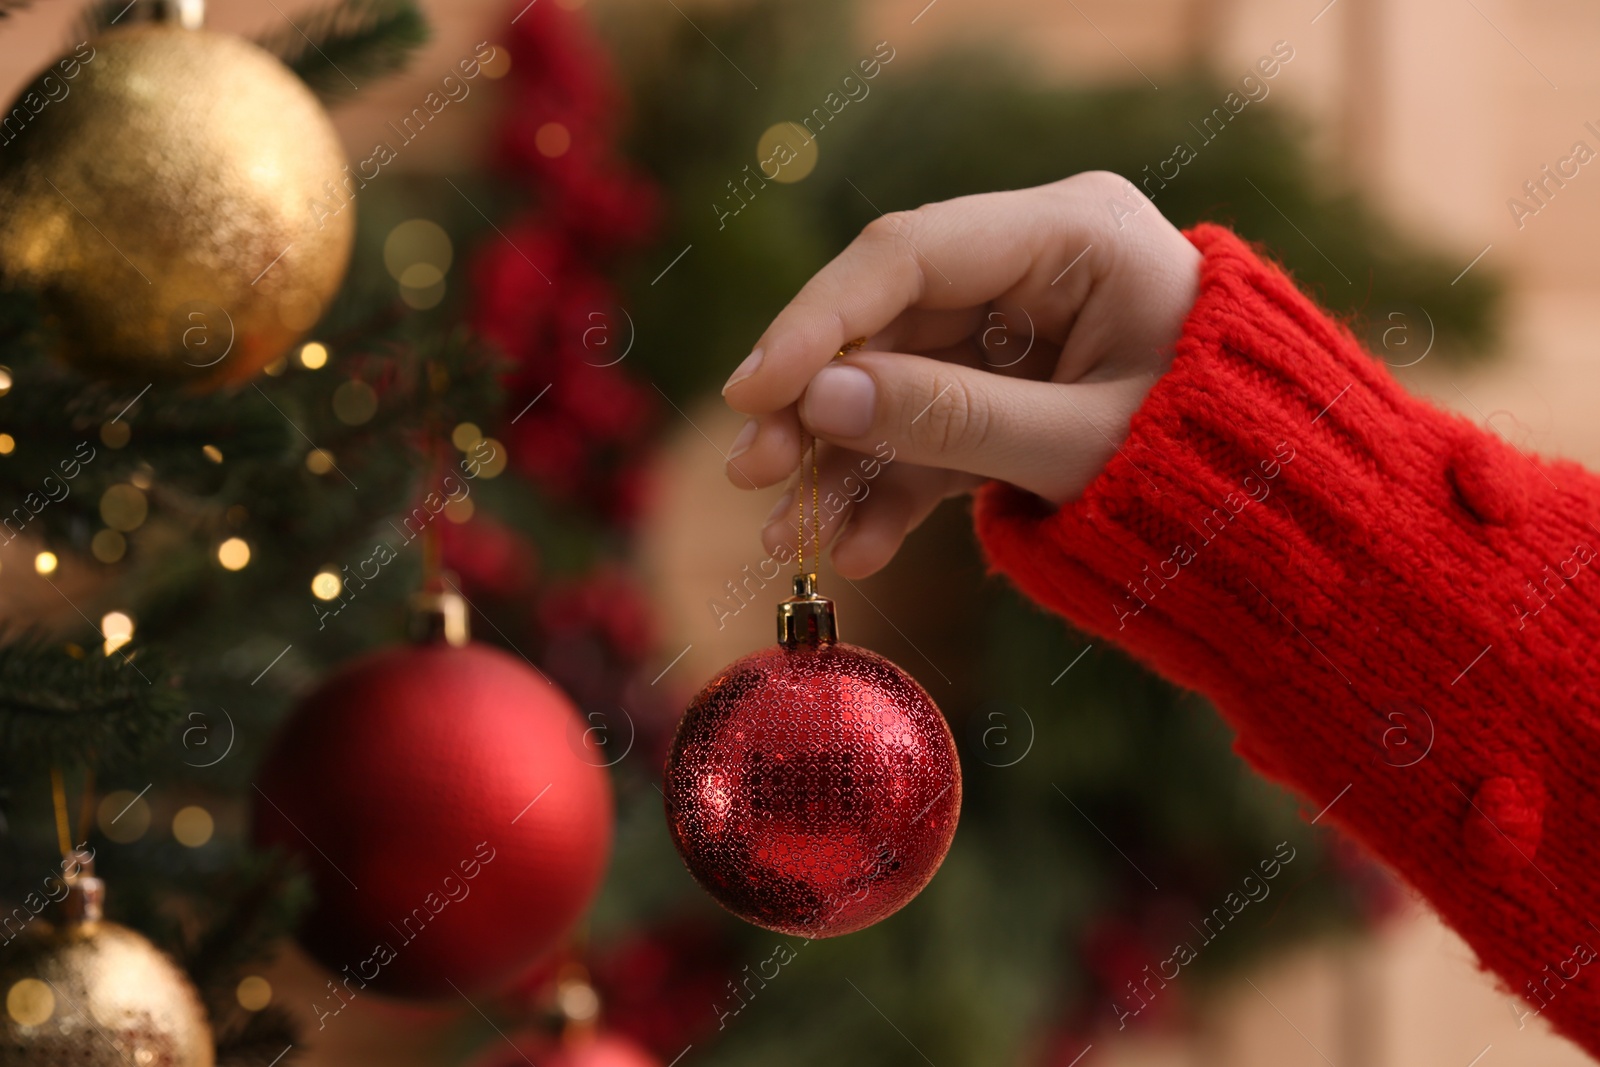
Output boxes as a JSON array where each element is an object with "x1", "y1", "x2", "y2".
[
  {"x1": 727, "y1": 419, "x2": 758, "y2": 460},
  {"x1": 722, "y1": 348, "x2": 763, "y2": 394},
  {"x1": 765, "y1": 489, "x2": 795, "y2": 525},
  {"x1": 803, "y1": 364, "x2": 875, "y2": 438}
]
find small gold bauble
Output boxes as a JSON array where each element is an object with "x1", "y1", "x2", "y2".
[
  {"x1": 0, "y1": 24, "x2": 355, "y2": 387},
  {"x1": 0, "y1": 919, "x2": 214, "y2": 1066}
]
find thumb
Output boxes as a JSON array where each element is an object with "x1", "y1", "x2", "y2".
[{"x1": 797, "y1": 352, "x2": 1142, "y2": 504}]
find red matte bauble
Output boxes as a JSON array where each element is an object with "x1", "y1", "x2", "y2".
[
  {"x1": 253, "y1": 640, "x2": 613, "y2": 998},
  {"x1": 664, "y1": 634, "x2": 960, "y2": 937}
]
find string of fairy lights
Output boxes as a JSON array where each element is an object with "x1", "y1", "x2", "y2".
[{"x1": 4, "y1": 216, "x2": 512, "y2": 646}]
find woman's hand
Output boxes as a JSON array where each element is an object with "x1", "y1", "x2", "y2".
[{"x1": 720, "y1": 171, "x2": 1203, "y2": 578}]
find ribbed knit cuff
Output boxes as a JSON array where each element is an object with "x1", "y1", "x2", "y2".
[{"x1": 975, "y1": 223, "x2": 1600, "y2": 1055}]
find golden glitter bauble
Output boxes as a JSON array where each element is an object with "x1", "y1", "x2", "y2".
[
  {"x1": 0, "y1": 23, "x2": 354, "y2": 387},
  {"x1": 0, "y1": 920, "x2": 214, "y2": 1066}
]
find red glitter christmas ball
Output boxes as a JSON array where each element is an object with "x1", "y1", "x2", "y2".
[{"x1": 663, "y1": 577, "x2": 960, "y2": 937}]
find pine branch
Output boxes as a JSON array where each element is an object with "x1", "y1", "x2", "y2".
[
  {"x1": 111, "y1": 849, "x2": 311, "y2": 1063},
  {"x1": 176, "y1": 857, "x2": 313, "y2": 1067},
  {"x1": 0, "y1": 284, "x2": 44, "y2": 338},
  {"x1": 0, "y1": 278, "x2": 502, "y2": 554},
  {"x1": 176, "y1": 852, "x2": 311, "y2": 997},
  {"x1": 216, "y1": 1009, "x2": 303, "y2": 1067},
  {"x1": 0, "y1": 642, "x2": 182, "y2": 769},
  {"x1": 255, "y1": 0, "x2": 430, "y2": 103}
]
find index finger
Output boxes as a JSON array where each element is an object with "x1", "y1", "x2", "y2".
[{"x1": 721, "y1": 180, "x2": 1095, "y2": 415}]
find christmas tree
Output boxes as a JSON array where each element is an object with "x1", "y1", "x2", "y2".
[{"x1": 0, "y1": 1, "x2": 660, "y2": 1062}]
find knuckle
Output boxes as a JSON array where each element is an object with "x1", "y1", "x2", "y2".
[
  {"x1": 1061, "y1": 169, "x2": 1124, "y2": 197},
  {"x1": 861, "y1": 208, "x2": 921, "y2": 244},
  {"x1": 1064, "y1": 169, "x2": 1149, "y2": 211},
  {"x1": 908, "y1": 375, "x2": 988, "y2": 455}
]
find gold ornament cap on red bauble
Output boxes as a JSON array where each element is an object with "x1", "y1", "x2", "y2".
[
  {"x1": 664, "y1": 573, "x2": 962, "y2": 938},
  {"x1": 0, "y1": 5, "x2": 354, "y2": 386}
]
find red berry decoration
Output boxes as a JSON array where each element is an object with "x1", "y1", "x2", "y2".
[
  {"x1": 253, "y1": 589, "x2": 613, "y2": 998},
  {"x1": 664, "y1": 574, "x2": 961, "y2": 937}
]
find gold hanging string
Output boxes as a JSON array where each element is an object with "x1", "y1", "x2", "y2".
[
  {"x1": 796, "y1": 431, "x2": 818, "y2": 578},
  {"x1": 77, "y1": 765, "x2": 96, "y2": 846},
  {"x1": 796, "y1": 338, "x2": 867, "y2": 588},
  {"x1": 796, "y1": 435, "x2": 805, "y2": 576},
  {"x1": 49, "y1": 767, "x2": 74, "y2": 861},
  {"x1": 810, "y1": 434, "x2": 820, "y2": 573},
  {"x1": 421, "y1": 426, "x2": 448, "y2": 587}
]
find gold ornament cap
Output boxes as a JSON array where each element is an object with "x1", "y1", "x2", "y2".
[
  {"x1": 61, "y1": 850, "x2": 105, "y2": 925},
  {"x1": 151, "y1": 0, "x2": 205, "y2": 27},
  {"x1": 408, "y1": 581, "x2": 469, "y2": 647},
  {"x1": 777, "y1": 573, "x2": 837, "y2": 649}
]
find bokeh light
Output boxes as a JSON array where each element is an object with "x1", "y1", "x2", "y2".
[
  {"x1": 756, "y1": 121, "x2": 819, "y2": 183},
  {"x1": 99, "y1": 484, "x2": 148, "y2": 532},
  {"x1": 311, "y1": 569, "x2": 342, "y2": 600},
  {"x1": 475, "y1": 438, "x2": 508, "y2": 479},
  {"x1": 217, "y1": 537, "x2": 250, "y2": 571},
  {"x1": 172, "y1": 805, "x2": 214, "y2": 848},
  {"x1": 98, "y1": 789, "x2": 152, "y2": 843},
  {"x1": 6, "y1": 978, "x2": 53, "y2": 1026},
  {"x1": 384, "y1": 219, "x2": 453, "y2": 282},
  {"x1": 332, "y1": 380, "x2": 378, "y2": 426},
  {"x1": 92, "y1": 529, "x2": 126, "y2": 563},
  {"x1": 536, "y1": 122, "x2": 571, "y2": 158},
  {"x1": 236, "y1": 976, "x2": 272, "y2": 1012},
  {"x1": 101, "y1": 611, "x2": 134, "y2": 655},
  {"x1": 480, "y1": 46, "x2": 510, "y2": 78}
]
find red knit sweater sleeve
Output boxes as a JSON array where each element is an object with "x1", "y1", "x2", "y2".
[{"x1": 975, "y1": 223, "x2": 1600, "y2": 1055}]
